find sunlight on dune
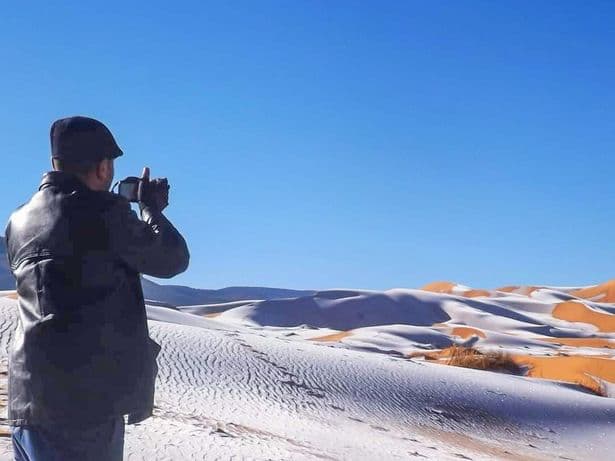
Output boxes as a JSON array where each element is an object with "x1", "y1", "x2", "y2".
[
  {"x1": 552, "y1": 301, "x2": 615, "y2": 332},
  {"x1": 450, "y1": 326, "x2": 486, "y2": 339},
  {"x1": 415, "y1": 346, "x2": 615, "y2": 396},
  {"x1": 541, "y1": 337, "x2": 615, "y2": 349},
  {"x1": 420, "y1": 281, "x2": 455, "y2": 294},
  {"x1": 571, "y1": 279, "x2": 615, "y2": 303},
  {"x1": 309, "y1": 331, "x2": 353, "y2": 342},
  {"x1": 495, "y1": 286, "x2": 519, "y2": 293},
  {"x1": 462, "y1": 289, "x2": 491, "y2": 298},
  {"x1": 512, "y1": 354, "x2": 615, "y2": 395}
]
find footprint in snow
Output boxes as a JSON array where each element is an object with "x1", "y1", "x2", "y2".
[
  {"x1": 370, "y1": 425, "x2": 389, "y2": 432},
  {"x1": 212, "y1": 427, "x2": 235, "y2": 438}
]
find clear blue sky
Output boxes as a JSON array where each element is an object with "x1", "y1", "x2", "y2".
[{"x1": 1, "y1": 1, "x2": 614, "y2": 291}]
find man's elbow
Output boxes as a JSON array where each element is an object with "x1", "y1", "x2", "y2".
[
  {"x1": 156, "y1": 245, "x2": 190, "y2": 279},
  {"x1": 175, "y1": 246, "x2": 190, "y2": 275}
]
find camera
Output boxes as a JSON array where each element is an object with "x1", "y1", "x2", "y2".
[
  {"x1": 116, "y1": 176, "x2": 141, "y2": 202},
  {"x1": 112, "y1": 176, "x2": 169, "y2": 203}
]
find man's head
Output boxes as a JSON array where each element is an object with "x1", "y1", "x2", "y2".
[
  {"x1": 50, "y1": 116, "x2": 123, "y2": 192},
  {"x1": 51, "y1": 156, "x2": 115, "y2": 192}
]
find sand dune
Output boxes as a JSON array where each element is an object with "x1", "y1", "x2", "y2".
[
  {"x1": 553, "y1": 301, "x2": 615, "y2": 332},
  {"x1": 1, "y1": 280, "x2": 615, "y2": 459},
  {"x1": 513, "y1": 354, "x2": 615, "y2": 395},
  {"x1": 541, "y1": 337, "x2": 615, "y2": 348},
  {"x1": 450, "y1": 326, "x2": 487, "y2": 339},
  {"x1": 185, "y1": 279, "x2": 615, "y2": 397},
  {"x1": 571, "y1": 279, "x2": 615, "y2": 303}
]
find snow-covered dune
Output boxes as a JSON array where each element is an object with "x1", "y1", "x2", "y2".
[
  {"x1": 140, "y1": 276, "x2": 315, "y2": 307},
  {"x1": 187, "y1": 281, "x2": 615, "y2": 397},
  {"x1": 0, "y1": 281, "x2": 614, "y2": 459}
]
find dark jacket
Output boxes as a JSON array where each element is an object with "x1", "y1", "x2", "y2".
[{"x1": 3, "y1": 170, "x2": 190, "y2": 427}]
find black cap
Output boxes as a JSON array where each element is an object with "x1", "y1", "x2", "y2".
[{"x1": 50, "y1": 116, "x2": 123, "y2": 162}]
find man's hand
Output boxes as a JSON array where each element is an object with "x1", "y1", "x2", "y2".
[{"x1": 138, "y1": 167, "x2": 170, "y2": 213}]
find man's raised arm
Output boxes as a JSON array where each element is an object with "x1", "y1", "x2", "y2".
[{"x1": 108, "y1": 195, "x2": 190, "y2": 279}]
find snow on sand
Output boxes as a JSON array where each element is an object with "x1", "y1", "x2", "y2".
[{"x1": 0, "y1": 280, "x2": 614, "y2": 459}]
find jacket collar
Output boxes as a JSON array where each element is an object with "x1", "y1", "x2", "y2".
[{"x1": 39, "y1": 170, "x2": 90, "y2": 193}]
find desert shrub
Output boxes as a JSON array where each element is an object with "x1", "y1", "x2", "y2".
[
  {"x1": 442, "y1": 346, "x2": 523, "y2": 375},
  {"x1": 417, "y1": 346, "x2": 610, "y2": 397}
]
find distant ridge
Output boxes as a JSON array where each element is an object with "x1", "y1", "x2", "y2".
[
  {"x1": 141, "y1": 276, "x2": 315, "y2": 306},
  {"x1": 0, "y1": 236, "x2": 12, "y2": 290}
]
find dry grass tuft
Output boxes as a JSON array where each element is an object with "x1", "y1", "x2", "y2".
[
  {"x1": 443, "y1": 346, "x2": 523, "y2": 375},
  {"x1": 415, "y1": 345, "x2": 613, "y2": 397}
]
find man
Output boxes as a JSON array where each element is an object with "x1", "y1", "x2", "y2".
[{"x1": 3, "y1": 116, "x2": 190, "y2": 460}]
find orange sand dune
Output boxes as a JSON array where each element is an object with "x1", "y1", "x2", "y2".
[
  {"x1": 512, "y1": 354, "x2": 615, "y2": 395},
  {"x1": 541, "y1": 337, "x2": 615, "y2": 349},
  {"x1": 417, "y1": 346, "x2": 615, "y2": 395},
  {"x1": 421, "y1": 281, "x2": 455, "y2": 294},
  {"x1": 553, "y1": 301, "x2": 615, "y2": 332},
  {"x1": 450, "y1": 326, "x2": 486, "y2": 339},
  {"x1": 1, "y1": 291, "x2": 17, "y2": 300},
  {"x1": 423, "y1": 280, "x2": 615, "y2": 301},
  {"x1": 310, "y1": 331, "x2": 353, "y2": 342},
  {"x1": 571, "y1": 279, "x2": 615, "y2": 303},
  {"x1": 462, "y1": 289, "x2": 490, "y2": 298}
]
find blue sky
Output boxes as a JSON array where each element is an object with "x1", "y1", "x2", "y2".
[{"x1": 1, "y1": 1, "x2": 614, "y2": 290}]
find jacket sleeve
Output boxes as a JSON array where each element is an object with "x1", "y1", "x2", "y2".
[{"x1": 108, "y1": 197, "x2": 190, "y2": 279}]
